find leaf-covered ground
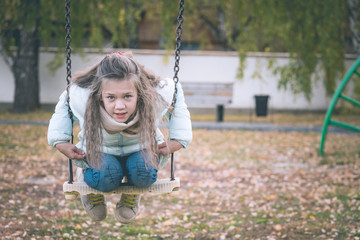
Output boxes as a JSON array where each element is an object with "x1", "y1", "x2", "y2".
[
  {"x1": 0, "y1": 109, "x2": 359, "y2": 127},
  {"x1": 0, "y1": 124, "x2": 360, "y2": 239}
]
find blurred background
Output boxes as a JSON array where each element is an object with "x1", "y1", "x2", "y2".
[
  {"x1": 0, "y1": 0, "x2": 359, "y2": 116},
  {"x1": 1, "y1": 1, "x2": 360, "y2": 239}
]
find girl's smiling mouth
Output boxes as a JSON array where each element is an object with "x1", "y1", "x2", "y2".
[{"x1": 114, "y1": 112, "x2": 127, "y2": 118}]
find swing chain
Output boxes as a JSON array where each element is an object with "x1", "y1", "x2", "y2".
[
  {"x1": 65, "y1": 0, "x2": 74, "y2": 184},
  {"x1": 173, "y1": 0, "x2": 184, "y2": 85},
  {"x1": 64, "y1": 0, "x2": 184, "y2": 184},
  {"x1": 65, "y1": 0, "x2": 72, "y2": 87},
  {"x1": 170, "y1": 0, "x2": 185, "y2": 114},
  {"x1": 170, "y1": 0, "x2": 184, "y2": 181},
  {"x1": 65, "y1": 0, "x2": 74, "y2": 126}
]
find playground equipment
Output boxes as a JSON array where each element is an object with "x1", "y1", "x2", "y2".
[
  {"x1": 63, "y1": 0, "x2": 185, "y2": 200},
  {"x1": 319, "y1": 57, "x2": 360, "y2": 156}
]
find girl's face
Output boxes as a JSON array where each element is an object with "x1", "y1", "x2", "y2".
[{"x1": 101, "y1": 78, "x2": 138, "y2": 123}]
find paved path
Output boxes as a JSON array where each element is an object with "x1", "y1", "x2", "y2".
[
  {"x1": 191, "y1": 121, "x2": 357, "y2": 134},
  {"x1": 0, "y1": 120, "x2": 357, "y2": 134},
  {"x1": 0, "y1": 120, "x2": 50, "y2": 126}
]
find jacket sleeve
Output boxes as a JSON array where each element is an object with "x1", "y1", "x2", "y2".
[
  {"x1": 47, "y1": 90, "x2": 77, "y2": 147},
  {"x1": 167, "y1": 81, "x2": 192, "y2": 148}
]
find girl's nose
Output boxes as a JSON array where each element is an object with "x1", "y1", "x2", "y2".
[{"x1": 115, "y1": 99, "x2": 125, "y2": 109}]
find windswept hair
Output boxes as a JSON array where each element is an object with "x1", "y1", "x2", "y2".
[{"x1": 71, "y1": 52, "x2": 166, "y2": 169}]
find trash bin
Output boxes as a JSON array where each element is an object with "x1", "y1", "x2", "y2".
[
  {"x1": 216, "y1": 104, "x2": 224, "y2": 122},
  {"x1": 254, "y1": 95, "x2": 269, "y2": 117}
]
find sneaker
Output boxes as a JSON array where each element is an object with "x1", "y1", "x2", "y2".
[
  {"x1": 115, "y1": 194, "x2": 141, "y2": 224},
  {"x1": 80, "y1": 194, "x2": 107, "y2": 221}
]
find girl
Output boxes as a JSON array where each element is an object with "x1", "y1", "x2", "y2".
[{"x1": 47, "y1": 52, "x2": 192, "y2": 223}]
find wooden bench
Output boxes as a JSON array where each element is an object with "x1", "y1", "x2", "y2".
[{"x1": 181, "y1": 82, "x2": 233, "y2": 122}]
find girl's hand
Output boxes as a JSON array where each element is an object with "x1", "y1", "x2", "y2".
[
  {"x1": 55, "y1": 142, "x2": 86, "y2": 160},
  {"x1": 157, "y1": 140, "x2": 182, "y2": 155}
]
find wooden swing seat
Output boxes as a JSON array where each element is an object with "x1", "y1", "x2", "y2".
[{"x1": 63, "y1": 178, "x2": 180, "y2": 200}]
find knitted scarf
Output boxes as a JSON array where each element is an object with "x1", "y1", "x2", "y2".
[{"x1": 100, "y1": 106, "x2": 139, "y2": 137}]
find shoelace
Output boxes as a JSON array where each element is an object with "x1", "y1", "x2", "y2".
[
  {"x1": 120, "y1": 194, "x2": 138, "y2": 208},
  {"x1": 88, "y1": 194, "x2": 105, "y2": 205}
]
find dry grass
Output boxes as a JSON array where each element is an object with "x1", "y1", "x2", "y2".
[
  {"x1": 0, "y1": 110, "x2": 53, "y2": 122},
  {"x1": 0, "y1": 119, "x2": 359, "y2": 239}
]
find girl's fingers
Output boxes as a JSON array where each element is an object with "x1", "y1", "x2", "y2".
[
  {"x1": 71, "y1": 147, "x2": 85, "y2": 159},
  {"x1": 158, "y1": 147, "x2": 167, "y2": 155},
  {"x1": 56, "y1": 142, "x2": 85, "y2": 159},
  {"x1": 158, "y1": 142, "x2": 166, "y2": 148},
  {"x1": 158, "y1": 140, "x2": 182, "y2": 155},
  {"x1": 73, "y1": 147, "x2": 85, "y2": 155}
]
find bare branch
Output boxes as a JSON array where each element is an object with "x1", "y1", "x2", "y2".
[
  {"x1": 198, "y1": 14, "x2": 218, "y2": 38},
  {"x1": 0, "y1": 39, "x2": 15, "y2": 70},
  {"x1": 348, "y1": 0, "x2": 360, "y2": 55}
]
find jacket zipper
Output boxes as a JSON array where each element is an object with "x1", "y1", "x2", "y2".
[{"x1": 118, "y1": 133, "x2": 124, "y2": 155}]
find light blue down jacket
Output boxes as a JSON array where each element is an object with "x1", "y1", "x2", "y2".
[{"x1": 47, "y1": 78, "x2": 192, "y2": 169}]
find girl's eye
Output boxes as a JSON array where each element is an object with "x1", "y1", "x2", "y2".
[
  {"x1": 107, "y1": 96, "x2": 115, "y2": 100},
  {"x1": 125, "y1": 94, "x2": 132, "y2": 99}
]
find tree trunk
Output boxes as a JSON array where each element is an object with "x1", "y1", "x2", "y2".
[
  {"x1": 12, "y1": 27, "x2": 40, "y2": 113},
  {"x1": 126, "y1": 2, "x2": 140, "y2": 49},
  {"x1": 199, "y1": 5, "x2": 232, "y2": 51},
  {"x1": 348, "y1": 0, "x2": 360, "y2": 55},
  {"x1": 216, "y1": 6, "x2": 230, "y2": 50},
  {"x1": 128, "y1": 23, "x2": 140, "y2": 49}
]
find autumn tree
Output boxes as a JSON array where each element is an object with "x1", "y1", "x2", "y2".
[
  {"x1": 0, "y1": 0, "x2": 146, "y2": 113},
  {"x1": 1, "y1": 0, "x2": 359, "y2": 112},
  {"x1": 232, "y1": 0, "x2": 358, "y2": 100},
  {"x1": 156, "y1": 0, "x2": 359, "y2": 100},
  {"x1": 1, "y1": 0, "x2": 43, "y2": 112}
]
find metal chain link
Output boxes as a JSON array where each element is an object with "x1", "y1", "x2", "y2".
[
  {"x1": 170, "y1": 0, "x2": 184, "y2": 116},
  {"x1": 65, "y1": 0, "x2": 72, "y2": 86},
  {"x1": 65, "y1": 0, "x2": 74, "y2": 130},
  {"x1": 65, "y1": 0, "x2": 74, "y2": 183},
  {"x1": 170, "y1": 0, "x2": 184, "y2": 181}
]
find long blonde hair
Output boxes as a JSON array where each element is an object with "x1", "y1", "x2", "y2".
[{"x1": 72, "y1": 52, "x2": 165, "y2": 169}]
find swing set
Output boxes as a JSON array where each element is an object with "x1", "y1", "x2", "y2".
[{"x1": 63, "y1": 0, "x2": 185, "y2": 200}]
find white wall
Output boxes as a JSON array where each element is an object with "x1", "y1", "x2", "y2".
[{"x1": 0, "y1": 49, "x2": 357, "y2": 110}]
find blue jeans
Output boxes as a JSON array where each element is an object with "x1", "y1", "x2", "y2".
[{"x1": 83, "y1": 151, "x2": 158, "y2": 192}]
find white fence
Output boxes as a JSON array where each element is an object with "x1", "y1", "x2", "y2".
[{"x1": 0, "y1": 49, "x2": 357, "y2": 111}]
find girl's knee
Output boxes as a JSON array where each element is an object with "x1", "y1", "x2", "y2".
[
  {"x1": 130, "y1": 167, "x2": 158, "y2": 188},
  {"x1": 126, "y1": 152, "x2": 158, "y2": 188},
  {"x1": 84, "y1": 154, "x2": 124, "y2": 192}
]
